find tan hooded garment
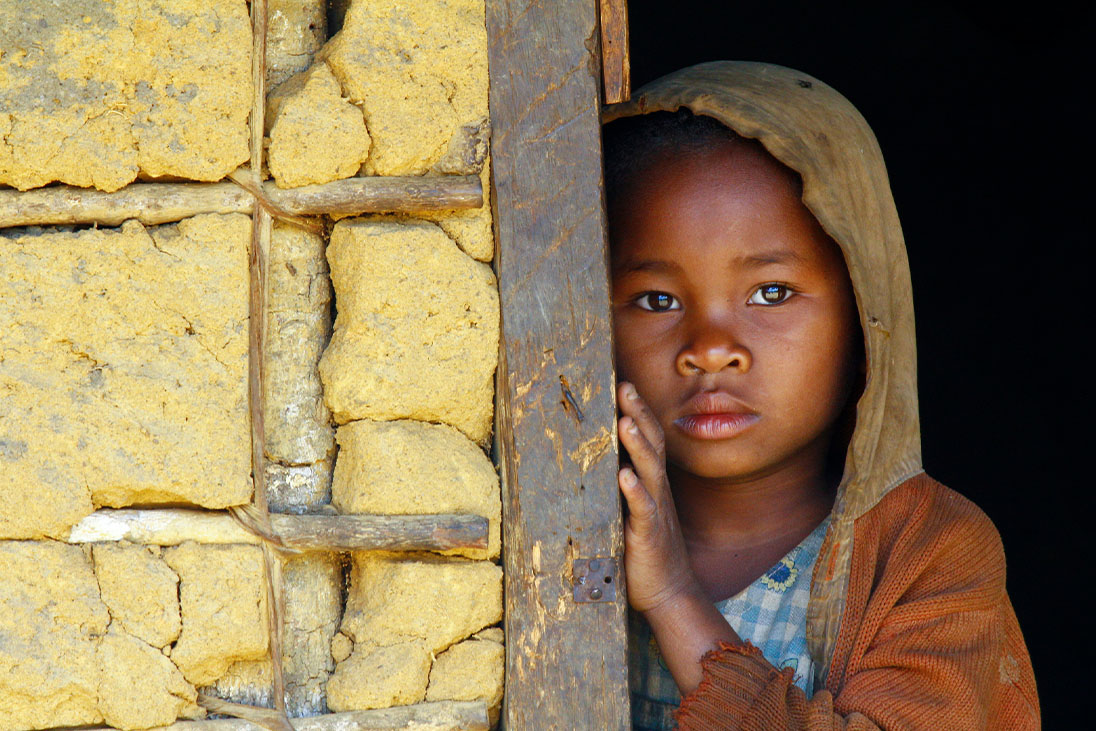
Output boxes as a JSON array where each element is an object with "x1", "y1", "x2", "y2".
[{"x1": 605, "y1": 62, "x2": 1038, "y2": 729}]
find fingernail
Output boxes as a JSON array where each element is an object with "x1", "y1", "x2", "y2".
[
  {"x1": 621, "y1": 468, "x2": 636, "y2": 486},
  {"x1": 624, "y1": 383, "x2": 638, "y2": 400},
  {"x1": 621, "y1": 417, "x2": 637, "y2": 434}
]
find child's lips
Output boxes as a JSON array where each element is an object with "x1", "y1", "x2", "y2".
[
  {"x1": 673, "y1": 391, "x2": 759, "y2": 440},
  {"x1": 673, "y1": 412, "x2": 760, "y2": 439}
]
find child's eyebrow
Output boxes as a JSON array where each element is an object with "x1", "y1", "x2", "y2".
[
  {"x1": 734, "y1": 249, "x2": 808, "y2": 268},
  {"x1": 611, "y1": 258, "x2": 679, "y2": 275}
]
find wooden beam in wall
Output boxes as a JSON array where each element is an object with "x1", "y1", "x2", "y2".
[
  {"x1": 0, "y1": 175, "x2": 483, "y2": 229},
  {"x1": 66, "y1": 508, "x2": 489, "y2": 553},
  {"x1": 487, "y1": 0, "x2": 628, "y2": 727}
]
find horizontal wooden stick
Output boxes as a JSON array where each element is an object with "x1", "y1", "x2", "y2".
[
  {"x1": 99, "y1": 700, "x2": 488, "y2": 730},
  {"x1": 67, "y1": 508, "x2": 489, "y2": 552},
  {"x1": 0, "y1": 175, "x2": 483, "y2": 229}
]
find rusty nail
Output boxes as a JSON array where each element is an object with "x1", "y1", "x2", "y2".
[{"x1": 590, "y1": 587, "x2": 603, "y2": 600}]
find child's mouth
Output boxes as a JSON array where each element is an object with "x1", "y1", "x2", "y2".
[{"x1": 674, "y1": 412, "x2": 760, "y2": 440}]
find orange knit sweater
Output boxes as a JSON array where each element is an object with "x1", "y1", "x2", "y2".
[{"x1": 675, "y1": 474, "x2": 1040, "y2": 730}]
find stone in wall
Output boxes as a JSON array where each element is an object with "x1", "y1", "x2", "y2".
[
  {"x1": 0, "y1": 541, "x2": 107, "y2": 729},
  {"x1": 321, "y1": 0, "x2": 488, "y2": 176},
  {"x1": 0, "y1": 0, "x2": 251, "y2": 192},
  {"x1": 164, "y1": 543, "x2": 269, "y2": 687},
  {"x1": 426, "y1": 631, "x2": 505, "y2": 725},
  {"x1": 267, "y1": 63, "x2": 371, "y2": 188},
  {"x1": 319, "y1": 219, "x2": 499, "y2": 444},
  {"x1": 93, "y1": 543, "x2": 181, "y2": 649},
  {"x1": 0, "y1": 215, "x2": 251, "y2": 540},
  {"x1": 332, "y1": 419, "x2": 501, "y2": 560}
]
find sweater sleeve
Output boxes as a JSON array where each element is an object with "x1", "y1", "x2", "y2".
[{"x1": 674, "y1": 479, "x2": 1040, "y2": 730}]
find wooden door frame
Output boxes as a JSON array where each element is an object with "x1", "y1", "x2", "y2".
[{"x1": 487, "y1": 0, "x2": 631, "y2": 727}]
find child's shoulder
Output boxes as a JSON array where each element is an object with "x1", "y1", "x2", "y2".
[{"x1": 855, "y1": 472, "x2": 1007, "y2": 596}]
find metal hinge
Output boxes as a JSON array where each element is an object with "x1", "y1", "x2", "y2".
[{"x1": 572, "y1": 557, "x2": 618, "y2": 603}]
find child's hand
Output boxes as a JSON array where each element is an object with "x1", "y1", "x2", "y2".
[{"x1": 617, "y1": 381, "x2": 702, "y2": 614}]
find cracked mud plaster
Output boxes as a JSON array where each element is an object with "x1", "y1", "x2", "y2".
[
  {"x1": 332, "y1": 419, "x2": 501, "y2": 560},
  {"x1": 426, "y1": 632, "x2": 505, "y2": 726},
  {"x1": 0, "y1": 541, "x2": 204, "y2": 729},
  {"x1": 327, "y1": 554, "x2": 502, "y2": 711},
  {"x1": 0, "y1": 0, "x2": 251, "y2": 192},
  {"x1": 163, "y1": 543, "x2": 269, "y2": 688},
  {"x1": 319, "y1": 0, "x2": 488, "y2": 176},
  {"x1": 93, "y1": 543, "x2": 181, "y2": 650},
  {"x1": 319, "y1": 219, "x2": 499, "y2": 444},
  {"x1": 0, "y1": 215, "x2": 251, "y2": 540}
]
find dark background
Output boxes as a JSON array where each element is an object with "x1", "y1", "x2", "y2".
[{"x1": 625, "y1": 1, "x2": 1090, "y2": 724}]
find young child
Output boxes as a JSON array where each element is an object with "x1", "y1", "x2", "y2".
[{"x1": 603, "y1": 62, "x2": 1039, "y2": 729}]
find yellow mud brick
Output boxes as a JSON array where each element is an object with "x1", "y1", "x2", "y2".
[
  {"x1": 326, "y1": 641, "x2": 433, "y2": 712},
  {"x1": 426, "y1": 634, "x2": 505, "y2": 725},
  {"x1": 0, "y1": 0, "x2": 250, "y2": 192},
  {"x1": 93, "y1": 543, "x2": 181, "y2": 649},
  {"x1": 319, "y1": 219, "x2": 499, "y2": 444},
  {"x1": 267, "y1": 63, "x2": 371, "y2": 188},
  {"x1": 96, "y1": 627, "x2": 199, "y2": 730},
  {"x1": 332, "y1": 419, "x2": 501, "y2": 559},
  {"x1": 164, "y1": 543, "x2": 269, "y2": 687},
  {"x1": 0, "y1": 215, "x2": 251, "y2": 540},
  {"x1": 321, "y1": 0, "x2": 488, "y2": 176},
  {"x1": 0, "y1": 541, "x2": 108, "y2": 729},
  {"x1": 339, "y1": 554, "x2": 502, "y2": 656}
]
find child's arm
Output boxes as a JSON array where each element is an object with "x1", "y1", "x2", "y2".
[
  {"x1": 617, "y1": 384, "x2": 1039, "y2": 729},
  {"x1": 616, "y1": 381, "x2": 742, "y2": 695}
]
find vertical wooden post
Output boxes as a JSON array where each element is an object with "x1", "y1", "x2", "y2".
[
  {"x1": 599, "y1": 0, "x2": 631, "y2": 104},
  {"x1": 487, "y1": 0, "x2": 629, "y2": 727}
]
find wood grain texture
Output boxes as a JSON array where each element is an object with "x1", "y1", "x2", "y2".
[
  {"x1": 598, "y1": 0, "x2": 631, "y2": 103},
  {"x1": 0, "y1": 176, "x2": 483, "y2": 229},
  {"x1": 487, "y1": 0, "x2": 628, "y2": 726}
]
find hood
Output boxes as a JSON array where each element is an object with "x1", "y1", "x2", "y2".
[{"x1": 604, "y1": 61, "x2": 923, "y2": 686}]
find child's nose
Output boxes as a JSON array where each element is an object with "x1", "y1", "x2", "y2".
[{"x1": 676, "y1": 330, "x2": 752, "y2": 375}]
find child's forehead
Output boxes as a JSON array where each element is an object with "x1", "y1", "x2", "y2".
[{"x1": 609, "y1": 143, "x2": 845, "y2": 278}]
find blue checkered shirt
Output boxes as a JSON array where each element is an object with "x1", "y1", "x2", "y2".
[{"x1": 628, "y1": 517, "x2": 830, "y2": 730}]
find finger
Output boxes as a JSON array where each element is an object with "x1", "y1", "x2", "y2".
[
  {"x1": 618, "y1": 466, "x2": 657, "y2": 533},
  {"x1": 619, "y1": 415, "x2": 667, "y2": 500},
  {"x1": 618, "y1": 382, "x2": 665, "y2": 457}
]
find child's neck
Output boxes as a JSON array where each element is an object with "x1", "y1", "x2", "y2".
[{"x1": 668, "y1": 458, "x2": 837, "y2": 601}]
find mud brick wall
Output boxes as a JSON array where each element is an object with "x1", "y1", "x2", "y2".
[
  {"x1": 0, "y1": 0, "x2": 503, "y2": 728},
  {"x1": 297, "y1": 0, "x2": 504, "y2": 719}
]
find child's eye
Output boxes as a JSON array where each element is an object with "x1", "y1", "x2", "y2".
[
  {"x1": 748, "y1": 284, "x2": 794, "y2": 306},
  {"x1": 635, "y1": 292, "x2": 681, "y2": 312}
]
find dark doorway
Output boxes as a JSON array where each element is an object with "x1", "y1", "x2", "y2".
[{"x1": 626, "y1": 1, "x2": 1089, "y2": 724}]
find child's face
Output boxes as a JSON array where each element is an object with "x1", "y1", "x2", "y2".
[{"x1": 610, "y1": 141, "x2": 861, "y2": 485}]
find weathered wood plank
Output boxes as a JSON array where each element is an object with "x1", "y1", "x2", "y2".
[
  {"x1": 487, "y1": 0, "x2": 628, "y2": 727},
  {"x1": 106, "y1": 700, "x2": 489, "y2": 730},
  {"x1": 66, "y1": 509, "x2": 489, "y2": 552},
  {"x1": 0, "y1": 176, "x2": 483, "y2": 229},
  {"x1": 598, "y1": 0, "x2": 631, "y2": 103}
]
